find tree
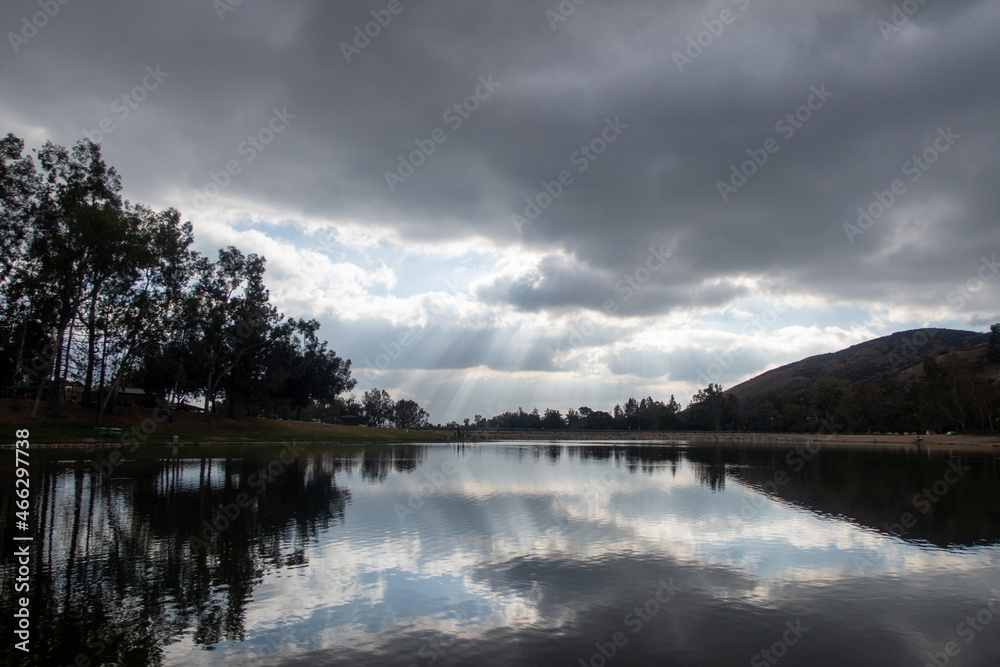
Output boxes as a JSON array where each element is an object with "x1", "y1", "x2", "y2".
[
  {"x1": 27, "y1": 138, "x2": 123, "y2": 417},
  {"x1": 541, "y1": 408, "x2": 565, "y2": 429},
  {"x1": 84, "y1": 205, "x2": 198, "y2": 419},
  {"x1": 0, "y1": 133, "x2": 41, "y2": 407},
  {"x1": 3, "y1": 133, "x2": 358, "y2": 425},
  {"x1": 362, "y1": 389, "x2": 394, "y2": 427},
  {"x1": 685, "y1": 384, "x2": 726, "y2": 430},
  {"x1": 988, "y1": 323, "x2": 1000, "y2": 364},
  {"x1": 265, "y1": 318, "x2": 356, "y2": 420},
  {"x1": 394, "y1": 399, "x2": 429, "y2": 428},
  {"x1": 186, "y1": 247, "x2": 278, "y2": 420},
  {"x1": 582, "y1": 410, "x2": 614, "y2": 429},
  {"x1": 0, "y1": 133, "x2": 38, "y2": 286},
  {"x1": 811, "y1": 377, "x2": 852, "y2": 422},
  {"x1": 658, "y1": 395, "x2": 682, "y2": 429}
]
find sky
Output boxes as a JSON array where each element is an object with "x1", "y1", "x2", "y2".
[{"x1": 2, "y1": 0, "x2": 999, "y2": 423}]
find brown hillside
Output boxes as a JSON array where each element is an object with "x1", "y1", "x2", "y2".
[{"x1": 726, "y1": 328, "x2": 994, "y2": 409}]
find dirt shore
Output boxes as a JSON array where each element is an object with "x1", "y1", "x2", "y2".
[{"x1": 458, "y1": 429, "x2": 1000, "y2": 451}]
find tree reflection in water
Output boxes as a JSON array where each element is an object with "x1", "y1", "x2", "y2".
[{"x1": 0, "y1": 445, "x2": 424, "y2": 666}]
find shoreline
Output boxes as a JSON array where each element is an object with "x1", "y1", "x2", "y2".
[
  {"x1": 8, "y1": 431, "x2": 998, "y2": 452},
  {"x1": 456, "y1": 430, "x2": 1000, "y2": 451}
]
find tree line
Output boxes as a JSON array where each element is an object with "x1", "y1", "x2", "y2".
[
  {"x1": 455, "y1": 390, "x2": 734, "y2": 432},
  {"x1": 357, "y1": 388, "x2": 430, "y2": 429},
  {"x1": 459, "y1": 331, "x2": 1000, "y2": 434},
  {"x1": 0, "y1": 133, "x2": 371, "y2": 422}
]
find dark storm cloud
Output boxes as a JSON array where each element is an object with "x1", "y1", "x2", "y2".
[{"x1": 2, "y1": 0, "x2": 998, "y2": 314}]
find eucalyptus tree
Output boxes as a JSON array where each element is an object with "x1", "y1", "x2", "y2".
[
  {"x1": 0, "y1": 133, "x2": 41, "y2": 403},
  {"x1": 273, "y1": 318, "x2": 356, "y2": 420},
  {"x1": 95, "y1": 205, "x2": 196, "y2": 419},
  {"x1": 186, "y1": 247, "x2": 280, "y2": 419},
  {"x1": 27, "y1": 139, "x2": 123, "y2": 417},
  {"x1": 0, "y1": 133, "x2": 38, "y2": 286},
  {"x1": 362, "y1": 388, "x2": 394, "y2": 427},
  {"x1": 393, "y1": 399, "x2": 429, "y2": 428}
]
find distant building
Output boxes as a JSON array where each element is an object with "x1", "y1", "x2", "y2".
[{"x1": 337, "y1": 415, "x2": 364, "y2": 426}]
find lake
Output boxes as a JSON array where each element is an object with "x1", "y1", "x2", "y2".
[{"x1": 2, "y1": 441, "x2": 1000, "y2": 666}]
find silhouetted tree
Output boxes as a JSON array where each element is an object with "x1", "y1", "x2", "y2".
[
  {"x1": 988, "y1": 323, "x2": 1000, "y2": 363},
  {"x1": 362, "y1": 389, "x2": 394, "y2": 427},
  {"x1": 394, "y1": 399, "x2": 429, "y2": 428}
]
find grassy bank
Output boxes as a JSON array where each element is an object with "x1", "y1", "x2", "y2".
[{"x1": 0, "y1": 399, "x2": 449, "y2": 446}]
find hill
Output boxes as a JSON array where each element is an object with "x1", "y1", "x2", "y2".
[{"x1": 725, "y1": 327, "x2": 995, "y2": 411}]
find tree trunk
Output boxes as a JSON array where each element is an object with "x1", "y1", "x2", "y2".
[
  {"x1": 32, "y1": 329, "x2": 59, "y2": 420},
  {"x1": 62, "y1": 316, "x2": 75, "y2": 406},
  {"x1": 98, "y1": 372, "x2": 125, "y2": 423},
  {"x1": 10, "y1": 319, "x2": 26, "y2": 409},
  {"x1": 98, "y1": 331, "x2": 108, "y2": 410},
  {"x1": 29, "y1": 357, "x2": 53, "y2": 420},
  {"x1": 82, "y1": 291, "x2": 98, "y2": 406},
  {"x1": 47, "y1": 324, "x2": 66, "y2": 418},
  {"x1": 203, "y1": 364, "x2": 214, "y2": 422}
]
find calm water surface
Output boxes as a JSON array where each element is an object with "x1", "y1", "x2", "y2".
[{"x1": 2, "y1": 441, "x2": 1000, "y2": 666}]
